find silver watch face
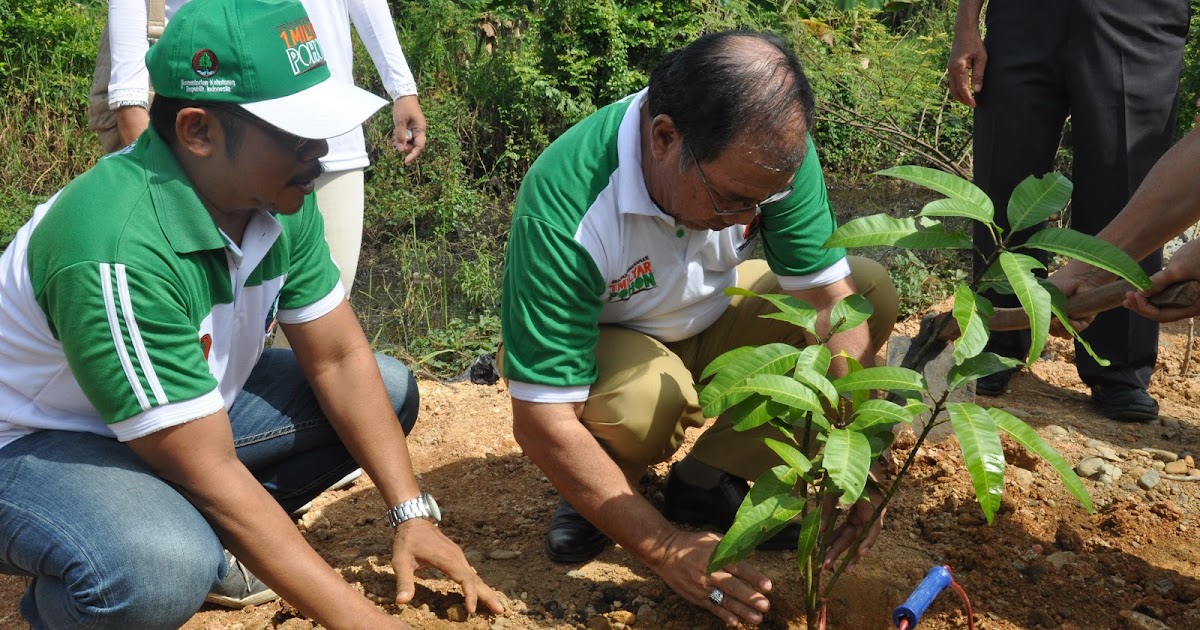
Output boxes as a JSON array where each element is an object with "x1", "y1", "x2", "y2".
[{"x1": 424, "y1": 493, "x2": 442, "y2": 522}]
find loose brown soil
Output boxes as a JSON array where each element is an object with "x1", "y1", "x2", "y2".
[{"x1": 4, "y1": 314, "x2": 1200, "y2": 630}]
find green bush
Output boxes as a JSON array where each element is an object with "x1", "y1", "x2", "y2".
[{"x1": 0, "y1": 0, "x2": 103, "y2": 246}]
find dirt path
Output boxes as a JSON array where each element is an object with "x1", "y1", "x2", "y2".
[{"x1": 3, "y1": 317, "x2": 1200, "y2": 629}]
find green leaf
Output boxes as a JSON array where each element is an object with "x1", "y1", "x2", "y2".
[
  {"x1": 824, "y1": 428, "x2": 873, "y2": 504},
  {"x1": 824, "y1": 215, "x2": 973, "y2": 250},
  {"x1": 727, "y1": 374, "x2": 825, "y2": 415},
  {"x1": 707, "y1": 466, "x2": 805, "y2": 572},
  {"x1": 847, "y1": 399, "x2": 914, "y2": 433},
  {"x1": 946, "y1": 352, "x2": 1025, "y2": 392},
  {"x1": 1044, "y1": 282, "x2": 1110, "y2": 367},
  {"x1": 904, "y1": 399, "x2": 931, "y2": 417},
  {"x1": 977, "y1": 260, "x2": 1012, "y2": 296},
  {"x1": 840, "y1": 354, "x2": 871, "y2": 408},
  {"x1": 700, "y1": 346, "x2": 757, "y2": 382},
  {"x1": 895, "y1": 224, "x2": 975, "y2": 250},
  {"x1": 947, "y1": 403, "x2": 1006, "y2": 523},
  {"x1": 919, "y1": 196, "x2": 995, "y2": 225},
  {"x1": 795, "y1": 344, "x2": 832, "y2": 377},
  {"x1": 765, "y1": 438, "x2": 814, "y2": 478},
  {"x1": 795, "y1": 507, "x2": 822, "y2": 569},
  {"x1": 833, "y1": 366, "x2": 926, "y2": 395},
  {"x1": 830, "y1": 294, "x2": 873, "y2": 335},
  {"x1": 951, "y1": 285, "x2": 992, "y2": 364},
  {"x1": 700, "y1": 343, "x2": 802, "y2": 413},
  {"x1": 803, "y1": 410, "x2": 833, "y2": 432},
  {"x1": 825, "y1": 214, "x2": 921, "y2": 248},
  {"x1": 727, "y1": 394, "x2": 786, "y2": 431},
  {"x1": 999, "y1": 252, "x2": 1050, "y2": 364},
  {"x1": 1023, "y1": 228, "x2": 1152, "y2": 290},
  {"x1": 725, "y1": 288, "x2": 820, "y2": 333},
  {"x1": 991, "y1": 409, "x2": 1093, "y2": 513},
  {"x1": 876, "y1": 165, "x2": 993, "y2": 218},
  {"x1": 793, "y1": 367, "x2": 839, "y2": 407},
  {"x1": 1007, "y1": 173, "x2": 1073, "y2": 232}
]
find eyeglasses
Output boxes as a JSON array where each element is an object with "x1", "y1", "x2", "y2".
[
  {"x1": 687, "y1": 144, "x2": 793, "y2": 215},
  {"x1": 210, "y1": 105, "x2": 316, "y2": 155}
]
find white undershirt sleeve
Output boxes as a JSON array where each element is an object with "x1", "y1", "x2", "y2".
[
  {"x1": 346, "y1": 0, "x2": 418, "y2": 100},
  {"x1": 107, "y1": 0, "x2": 153, "y2": 109}
]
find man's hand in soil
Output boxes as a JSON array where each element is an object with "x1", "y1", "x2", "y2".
[
  {"x1": 391, "y1": 518, "x2": 504, "y2": 615},
  {"x1": 1124, "y1": 239, "x2": 1200, "y2": 323},
  {"x1": 820, "y1": 466, "x2": 885, "y2": 575},
  {"x1": 648, "y1": 529, "x2": 771, "y2": 628}
]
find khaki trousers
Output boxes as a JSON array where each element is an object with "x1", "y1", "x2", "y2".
[{"x1": 511, "y1": 255, "x2": 898, "y2": 482}]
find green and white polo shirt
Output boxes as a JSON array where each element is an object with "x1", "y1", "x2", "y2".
[
  {"x1": 0, "y1": 129, "x2": 342, "y2": 450},
  {"x1": 502, "y1": 89, "x2": 847, "y2": 404}
]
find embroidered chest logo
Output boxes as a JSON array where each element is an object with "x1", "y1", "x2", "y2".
[
  {"x1": 277, "y1": 19, "x2": 326, "y2": 76},
  {"x1": 607, "y1": 256, "x2": 657, "y2": 303}
]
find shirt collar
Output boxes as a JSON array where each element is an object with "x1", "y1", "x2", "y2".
[
  {"x1": 615, "y1": 89, "x2": 677, "y2": 225},
  {"x1": 141, "y1": 129, "x2": 279, "y2": 255}
]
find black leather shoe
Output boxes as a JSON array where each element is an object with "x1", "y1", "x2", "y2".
[
  {"x1": 545, "y1": 500, "x2": 611, "y2": 564},
  {"x1": 975, "y1": 368, "x2": 1015, "y2": 397},
  {"x1": 1092, "y1": 383, "x2": 1159, "y2": 423},
  {"x1": 663, "y1": 464, "x2": 801, "y2": 551}
]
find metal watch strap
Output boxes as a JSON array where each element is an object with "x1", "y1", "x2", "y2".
[{"x1": 387, "y1": 492, "x2": 438, "y2": 527}]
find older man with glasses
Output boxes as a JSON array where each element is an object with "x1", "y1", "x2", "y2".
[{"x1": 499, "y1": 30, "x2": 899, "y2": 627}]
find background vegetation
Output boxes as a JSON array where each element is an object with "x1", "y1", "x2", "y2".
[{"x1": 3, "y1": 0, "x2": 1199, "y2": 377}]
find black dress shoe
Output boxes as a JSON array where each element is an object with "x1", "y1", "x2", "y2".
[
  {"x1": 1091, "y1": 383, "x2": 1159, "y2": 423},
  {"x1": 545, "y1": 500, "x2": 612, "y2": 564},
  {"x1": 663, "y1": 464, "x2": 801, "y2": 550}
]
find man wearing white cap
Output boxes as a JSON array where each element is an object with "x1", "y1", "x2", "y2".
[{"x1": 0, "y1": 0, "x2": 500, "y2": 628}]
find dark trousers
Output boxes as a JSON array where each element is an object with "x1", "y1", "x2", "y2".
[{"x1": 973, "y1": 0, "x2": 1189, "y2": 389}]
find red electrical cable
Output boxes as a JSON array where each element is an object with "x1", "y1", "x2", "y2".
[{"x1": 948, "y1": 575, "x2": 976, "y2": 630}]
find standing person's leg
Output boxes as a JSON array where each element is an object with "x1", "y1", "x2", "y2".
[
  {"x1": 971, "y1": 0, "x2": 1071, "y2": 392},
  {"x1": 0, "y1": 431, "x2": 226, "y2": 630},
  {"x1": 229, "y1": 348, "x2": 419, "y2": 515},
  {"x1": 1065, "y1": 0, "x2": 1188, "y2": 420},
  {"x1": 273, "y1": 168, "x2": 365, "y2": 350},
  {"x1": 314, "y1": 168, "x2": 366, "y2": 296}
]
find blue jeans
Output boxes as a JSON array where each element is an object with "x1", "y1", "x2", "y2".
[{"x1": 0, "y1": 350, "x2": 418, "y2": 630}]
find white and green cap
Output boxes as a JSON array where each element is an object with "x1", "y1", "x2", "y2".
[{"x1": 146, "y1": 0, "x2": 386, "y2": 139}]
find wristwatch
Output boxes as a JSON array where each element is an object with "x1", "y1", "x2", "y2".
[{"x1": 387, "y1": 492, "x2": 442, "y2": 527}]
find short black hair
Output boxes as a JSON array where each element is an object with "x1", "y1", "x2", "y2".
[
  {"x1": 647, "y1": 30, "x2": 815, "y2": 170},
  {"x1": 149, "y1": 96, "x2": 246, "y2": 156}
]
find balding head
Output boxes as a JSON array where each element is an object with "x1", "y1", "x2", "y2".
[{"x1": 647, "y1": 30, "x2": 815, "y2": 172}]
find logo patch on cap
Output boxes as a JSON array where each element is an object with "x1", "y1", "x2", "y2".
[
  {"x1": 277, "y1": 18, "x2": 326, "y2": 77},
  {"x1": 192, "y1": 49, "x2": 219, "y2": 78}
]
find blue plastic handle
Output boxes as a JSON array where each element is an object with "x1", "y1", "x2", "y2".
[{"x1": 893, "y1": 565, "x2": 953, "y2": 629}]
